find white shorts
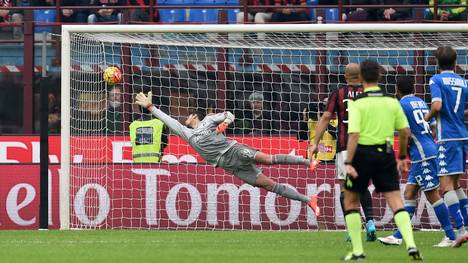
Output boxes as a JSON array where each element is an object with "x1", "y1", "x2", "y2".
[{"x1": 335, "y1": 151, "x2": 347, "y2": 180}]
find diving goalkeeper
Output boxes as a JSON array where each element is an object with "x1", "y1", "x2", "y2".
[{"x1": 135, "y1": 92, "x2": 320, "y2": 217}]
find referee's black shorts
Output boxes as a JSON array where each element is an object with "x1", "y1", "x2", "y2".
[{"x1": 345, "y1": 144, "x2": 400, "y2": 193}]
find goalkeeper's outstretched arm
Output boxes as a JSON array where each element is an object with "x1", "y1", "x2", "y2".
[
  {"x1": 207, "y1": 112, "x2": 235, "y2": 134},
  {"x1": 135, "y1": 92, "x2": 193, "y2": 142},
  {"x1": 206, "y1": 112, "x2": 235, "y2": 125}
]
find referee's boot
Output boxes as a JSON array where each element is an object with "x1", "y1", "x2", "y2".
[
  {"x1": 341, "y1": 252, "x2": 366, "y2": 261},
  {"x1": 407, "y1": 247, "x2": 423, "y2": 261}
]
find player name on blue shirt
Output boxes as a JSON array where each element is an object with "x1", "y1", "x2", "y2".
[
  {"x1": 400, "y1": 95, "x2": 437, "y2": 162},
  {"x1": 430, "y1": 71, "x2": 468, "y2": 142}
]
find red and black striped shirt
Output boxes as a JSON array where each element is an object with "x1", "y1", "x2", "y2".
[{"x1": 325, "y1": 84, "x2": 364, "y2": 152}]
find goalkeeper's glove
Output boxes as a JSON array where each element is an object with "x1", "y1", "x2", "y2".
[
  {"x1": 216, "y1": 121, "x2": 229, "y2": 134},
  {"x1": 135, "y1": 91, "x2": 153, "y2": 109},
  {"x1": 215, "y1": 112, "x2": 234, "y2": 134}
]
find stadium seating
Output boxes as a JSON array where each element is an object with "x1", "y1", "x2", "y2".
[
  {"x1": 307, "y1": 0, "x2": 318, "y2": 22},
  {"x1": 33, "y1": 9, "x2": 56, "y2": 33},
  {"x1": 227, "y1": 8, "x2": 239, "y2": 24},
  {"x1": 158, "y1": 0, "x2": 189, "y2": 23},
  {"x1": 325, "y1": 8, "x2": 339, "y2": 23},
  {"x1": 188, "y1": 9, "x2": 219, "y2": 23},
  {"x1": 159, "y1": 9, "x2": 187, "y2": 22},
  {"x1": 188, "y1": 0, "x2": 239, "y2": 23},
  {"x1": 221, "y1": 0, "x2": 240, "y2": 24}
]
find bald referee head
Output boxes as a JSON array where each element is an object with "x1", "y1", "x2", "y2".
[{"x1": 345, "y1": 63, "x2": 361, "y2": 85}]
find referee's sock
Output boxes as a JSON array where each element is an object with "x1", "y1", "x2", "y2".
[
  {"x1": 393, "y1": 200, "x2": 416, "y2": 239},
  {"x1": 345, "y1": 210, "x2": 364, "y2": 255},
  {"x1": 272, "y1": 154, "x2": 310, "y2": 166},
  {"x1": 394, "y1": 209, "x2": 416, "y2": 249},
  {"x1": 455, "y1": 188, "x2": 468, "y2": 227},
  {"x1": 444, "y1": 190, "x2": 464, "y2": 229},
  {"x1": 271, "y1": 183, "x2": 310, "y2": 203}
]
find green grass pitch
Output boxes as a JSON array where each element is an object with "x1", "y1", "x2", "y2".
[{"x1": 0, "y1": 230, "x2": 465, "y2": 263}]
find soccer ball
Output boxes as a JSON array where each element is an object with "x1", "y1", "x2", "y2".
[{"x1": 103, "y1": 66, "x2": 122, "y2": 85}]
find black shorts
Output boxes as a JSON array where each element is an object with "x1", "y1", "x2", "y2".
[{"x1": 345, "y1": 144, "x2": 400, "y2": 193}]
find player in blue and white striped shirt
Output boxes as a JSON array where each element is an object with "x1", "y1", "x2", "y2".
[
  {"x1": 424, "y1": 47, "x2": 468, "y2": 237},
  {"x1": 378, "y1": 76, "x2": 457, "y2": 247}
]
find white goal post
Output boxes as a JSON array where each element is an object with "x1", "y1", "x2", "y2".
[{"x1": 61, "y1": 23, "x2": 468, "y2": 230}]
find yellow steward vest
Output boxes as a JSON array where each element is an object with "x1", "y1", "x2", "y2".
[
  {"x1": 307, "y1": 119, "x2": 337, "y2": 161},
  {"x1": 129, "y1": 119, "x2": 164, "y2": 163}
]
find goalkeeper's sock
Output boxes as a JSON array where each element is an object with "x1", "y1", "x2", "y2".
[
  {"x1": 394, "y1": 209, "x2": 416, "y2": 249},
  {"x1": 393, "y1": 200, "x2": 416, "y2": 239},
  {"x1": 432, "y1": 199, "x2": 456, "y2": 240},
  {"x1": 455, "y1": 188, "x2": 468, "y2": 226},
  {"x1": 345, "y1": 210, "x2": 364, "y2": 255},
  {"x1": 360, "y1": 189, "x2": 374, "y2": 222},
  {"x1": 444, "y1": 190, "x2": 464, "y2": 229},
  {"x1": 272, "y1": 154, "x2": 310, "y2": 166},
  {"x1": 271, "y1": 183, "x2": 310, "y2": 203}
]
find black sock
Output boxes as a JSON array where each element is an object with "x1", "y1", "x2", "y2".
[
  {"x1": 360, "y1": 189, "x2": 374, "y2": 222},
  {"x1": 340, "y1": 191, "x2": 346, "y2": 215}
]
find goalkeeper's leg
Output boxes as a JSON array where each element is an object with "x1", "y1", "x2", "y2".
[
  {"x1": 255, "y1": 151, "x2": 312, "y2": 167},
  {"x1": 255, "y1": 174, "x2": 320, "y2": 216}
]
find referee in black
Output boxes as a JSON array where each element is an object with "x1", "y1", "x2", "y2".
[{"x1": 342, "y1": 60, "x2": 422, "y2": 261}]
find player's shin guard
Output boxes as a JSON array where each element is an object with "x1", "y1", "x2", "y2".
[
  {"x1": 345, "y1": 210, "x2": 364, "y2": 256},
  {"x1": 444, "y1": 190, "x2": 464, "y2": 229},
  {"x1": 360, "y1": 189, "x2": 374, "y2": 222},
  {"x1": 432, "y1": 199, "x2": 456, "y2": 240},
  {"x1": 393, "y1": 200, "x2": 416, "y2": 239},
  {"x1": 455, "y1": 188, "x2": 468, "y2": 227},
  {"x1": 272, "y1": 154, "x2": 310, "y2": 166},
  {"x1": 271, "y1": 183, "x2": 309, "y2": 203},
  {"x1": 394, "y1": 209, "x2": 417, "y2": 249}
]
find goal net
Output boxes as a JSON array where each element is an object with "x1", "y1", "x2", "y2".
[{"x1": 61, "y1": 24, "x2": 468, "y2": 230}]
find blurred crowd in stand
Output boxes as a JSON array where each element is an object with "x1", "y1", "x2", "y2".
[
  {"x1": 0, "y1": 0, "x2": 467, "y2": 137},
  {"x1": 0, "y1": 0, "x2": 465, "y2": 33}
]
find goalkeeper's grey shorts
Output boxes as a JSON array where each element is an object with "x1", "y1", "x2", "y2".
[{"x1": 218, "y1": 143, "x2": 261, "y2": 185}]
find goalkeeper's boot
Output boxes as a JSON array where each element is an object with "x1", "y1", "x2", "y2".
[
  {"x1": 452, "y1": 234, "x2": 468, "y2": 248},
  {"x1": 365, "y1": 219, "x2": 377, "y2": 241},
  {"x1": 309, "y1": 159, "x2": 320, "y2": 171},
  {"x1": 377, "y1": 235, "x2": 402, "y2": 246},
  {"x1": 308, "y1": 195, "x2": 320, "y2": 217},
  {"x1": 341, "y1": 252, "x2": 366, "y2": 261},
  {"x1": 407, "y1": 247, "x2": 423, "y2": 261}
]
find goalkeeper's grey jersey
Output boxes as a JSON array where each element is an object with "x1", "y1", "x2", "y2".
[{"x1": 149, "y1": 107, "x2": 237, "y2": 166}]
